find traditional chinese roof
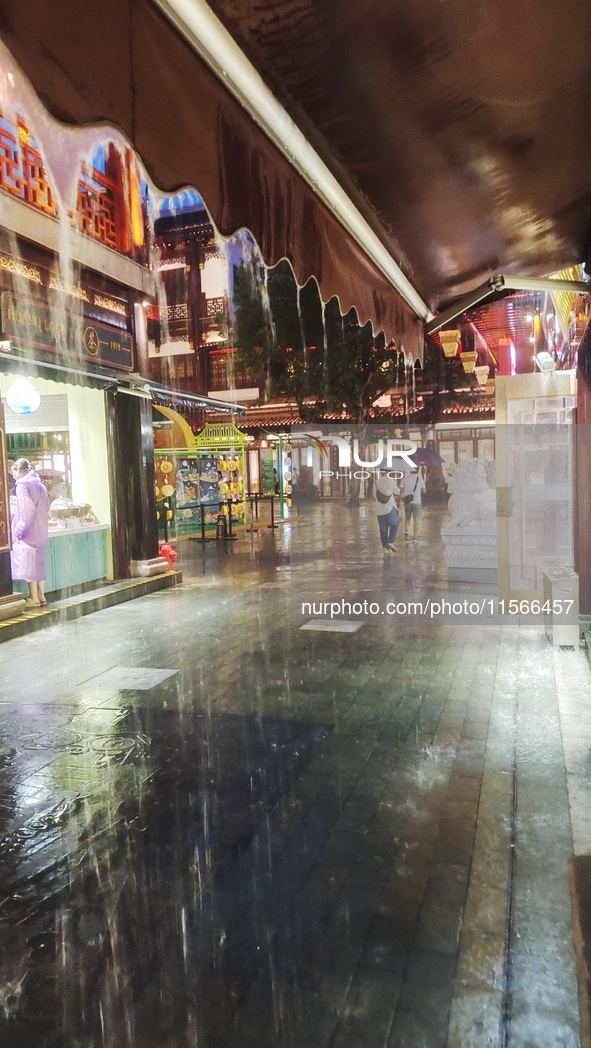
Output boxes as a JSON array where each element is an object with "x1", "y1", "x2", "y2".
[{"x1": 207, "y1": 392, "x2": 495, "y2": 431}]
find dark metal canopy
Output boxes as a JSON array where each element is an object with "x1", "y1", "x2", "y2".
[
  {"x1": 1, "y1": 0, "x2": 590, "y2": 325},
  {"x1": 205, "y1": 0, "x2": 591, "y2": 310},
  {"x1": 0, "y1": 0, "x2": 424, "y2": 356}
]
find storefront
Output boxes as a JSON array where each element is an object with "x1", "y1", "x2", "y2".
[
  {"x1": 0, "y1": 229, "x2": 163, "y2": 605},
  {"x1": 0, "y1": 372, "x2": 111, "y2": 594},
  {"x1": 0, "y1": 87, "x2": 244, "y2": 617}
]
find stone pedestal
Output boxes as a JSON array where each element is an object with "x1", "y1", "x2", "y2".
[
  {"x1": 0, "y1": 592, "x2": 27, "y2": 621},
  {"x1": 441, "y1": 522, "x2": 498, "y2": 584},
  {"x1": 130, "y1": 557, "x2": 168, "y2": 578}
]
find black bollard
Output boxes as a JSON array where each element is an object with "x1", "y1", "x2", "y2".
[{"x1": 246, "y1": 495, "x2": 258, "y2": 533}]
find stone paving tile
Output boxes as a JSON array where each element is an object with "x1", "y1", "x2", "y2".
[
  {"x1": 0, "y1": 514, "x2": 587, "y2": 1047},
  {"x1": 330, "y1": 969, "x2": 402, "y2": 1048},
  {"x1": 414, "y1": 862, "x2": 470, "y2": 954},
  {"x1": 388, "y1": 949, "x2": 457, "y2": 1047},
  {"x1": 446, "y1": 989, "x2": 504, "y2": 1048}
]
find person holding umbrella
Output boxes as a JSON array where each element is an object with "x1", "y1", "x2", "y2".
[
  {"x1": 374, "y1": 467, "x2": 400, "y2": 555},
  {"x1": 401, "y1": 445, "x2": 444, "y2": 544},
  {"x1": 400, "y1": 467, "x2": 426, "y2": 545}
]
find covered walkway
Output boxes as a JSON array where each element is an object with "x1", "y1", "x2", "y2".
[{"x1": 0, "y1": 505, "x2": 587, "y2": 1047}]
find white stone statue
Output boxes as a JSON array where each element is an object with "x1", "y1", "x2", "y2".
[{"x1": 446, "y1": 458, "x2": 490, "y2": 527}]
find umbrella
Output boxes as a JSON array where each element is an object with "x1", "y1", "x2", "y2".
[{"x1": 409, "y1": 448, "x2": 444, "y2": 468}]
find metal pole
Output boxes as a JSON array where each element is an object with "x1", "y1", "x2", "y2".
[
  {"x1": 268, "y1": 495, "x2": 277, "y2": 529},
  {"x1": 246, "y1": 495, "x2": 258, "y2": 533},
  {"x1": 278, "y1": 434, "x2": 285, "y2": 520}
]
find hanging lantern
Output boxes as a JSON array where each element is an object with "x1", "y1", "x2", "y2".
[
  {"x1": 6, "y1": 378, "x2": 41, "y2": 414},
  {"x1": 474, "y1": 365, "x2": 489, "y2": 387},
  {"x1": 460, "y1": 351, "x2": 477, "y2": 373},
  {"x1": 203, "y1": 326, "x2": 226, "y2": 345},
  {"x1": 439, "y1": 330, "x2": 462, "y2": 357},
  {"x1": 485, "y1": 378, "x2": 496, "y2": 395}
]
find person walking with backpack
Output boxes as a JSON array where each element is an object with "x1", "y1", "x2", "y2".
[
  {"x1": 375, "y1": 472, "x2": 400, "y2": 555},
  {"x1": 400, "y1": 470, "x2": 426, "y2": 545}
]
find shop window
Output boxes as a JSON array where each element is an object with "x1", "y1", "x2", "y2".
[
  {"x1": 209, "y1": 350, "x2": 253, "y2": 390},
  {"x1": 248, "y1": 450, "x2": 261, "y2": 494},
  {"x1": 7, "y1": 430, "x2": 72, "y2": 498},
  {"x1": 439, "y1": 441, "x2": 455, "y2": 466},
  {"x1": 457, "y1": 439, "x2": 474, "y2": 462},
  {"x1": 478, "y1": 438, "x2": 495, "y2": 460}
]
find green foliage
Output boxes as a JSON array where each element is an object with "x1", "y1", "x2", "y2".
[
  {"x1": 233, "y1": 259, "x2": 272, "y2": 371},
  {"x1": 234, "y1": 258, "x2": 403, "y2": 424}
]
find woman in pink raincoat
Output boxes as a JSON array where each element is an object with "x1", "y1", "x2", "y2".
[{"x1": 10, "y1": 458, "x2": 50, "y2": 606}]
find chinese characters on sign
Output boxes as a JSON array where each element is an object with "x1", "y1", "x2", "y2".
[{"x1": 1, "y1": 294, "x2": 133, "y2": 370}]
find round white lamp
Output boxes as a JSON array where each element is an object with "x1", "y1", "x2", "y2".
[{"x1": 5, "y1": 378, "x2": 41, "y2": 414}]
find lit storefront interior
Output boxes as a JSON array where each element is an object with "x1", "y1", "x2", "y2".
[{"x1": 0, "y1": 373, "x2": 112, "y2": 593}]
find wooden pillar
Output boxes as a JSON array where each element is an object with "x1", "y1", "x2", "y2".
[
  {"x1": 0, "y1": 551, "x2": 11, "y2": 598},
  {"x1": 188, "y1": 239, "x2": 207, "y2": 393},
  {"x1": 576, "y1": 328, "x2": 591, "y2": 615},
  {"x1": 106, "y1": 390, "x2": 158, "y2": 578}
]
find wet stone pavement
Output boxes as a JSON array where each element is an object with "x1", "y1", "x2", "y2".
[{"x1": 0, "y1": 502, "x2": 587, "y2": 1047}]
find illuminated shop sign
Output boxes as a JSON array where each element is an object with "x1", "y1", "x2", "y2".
[
  {"x1": 0, "y1": 251, "x2": 42, "y2": 285},
  {"x1": 47, "y1": 275, "x2": 89, "y2": 302},
  {"x1": 0, "y1": 248, "x2": 130, "y2": 318},
  {"x1": 93, "y1": 293, "x2": 127, "y2": 316},
  {"x1": 1, "y1": 293, "x2": 133, "y2": 371}
]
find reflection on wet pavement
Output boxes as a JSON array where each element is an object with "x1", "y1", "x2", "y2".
[
  {"x1": 0, "y1": 701, "x2": 328, "y2": 1046},
  {"x1": 0, "y1": 503, "x2": 585, "y2": 1047}
]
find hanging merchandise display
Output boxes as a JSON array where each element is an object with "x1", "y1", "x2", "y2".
[
  {"x1": 155, "y1": 422, "x2": 246, "y2": 535},
  {"x1": 195, "y1": 424, "x2": 247, "y2": 530}
]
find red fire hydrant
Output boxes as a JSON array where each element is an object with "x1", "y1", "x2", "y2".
[{"x1": 159, "y1": 542, "x2": 178, "y2": 572}]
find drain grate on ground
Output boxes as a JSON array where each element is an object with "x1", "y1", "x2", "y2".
[
  {"x1": 299, "y1": 619, "x2": 363, "y2": 633},
  {"x1": 81, "y1": 666, "x2": 179, "y2": 690}
]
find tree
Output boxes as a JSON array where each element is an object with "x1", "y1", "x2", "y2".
[
  {"x1": 232, "y1": 258, "x2": 274, "y2": 396},
  {"x1": 235, "y1": 260, "x2": 401, "y2": 420},
  {"x1": 233, "y1": 258, "x2": 410, "y2": 503}
]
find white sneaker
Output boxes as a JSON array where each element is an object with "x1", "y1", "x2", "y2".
[
  {"x1": 388, "y1": 544, "x2": 398, "y2": 553},
  {"x1": 403, "y1": 532, "x2": 410, "y2": 541},
  {"x1": 412, "y1": 539, "x2": 419, "y2": 545}
]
